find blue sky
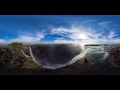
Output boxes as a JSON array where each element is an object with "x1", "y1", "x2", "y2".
[{"x1": 0, "y1": 15, "x2": 120, "y2": 44}]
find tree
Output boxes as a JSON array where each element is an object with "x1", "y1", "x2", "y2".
[{"x1": 8, "y1": 42, "x2": 23, "y2": 47}]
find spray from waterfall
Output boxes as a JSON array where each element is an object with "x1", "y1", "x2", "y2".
[
  {"x1": 69, "y1": 46, "x2": 109, "y2": 65},
  {"x1": 29, "y1": 44, "x2": 109, "y2": 70},
  {"x1": 29, "y1": 46, "x2": 41, "y2": 66}
]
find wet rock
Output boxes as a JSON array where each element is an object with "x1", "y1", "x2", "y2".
[
  {"x1": 106, "y1": 47, "x2": 120, "y2": 67},
  {"x1": 84, "y1": 58, "x2": 88, "y2": 64}
]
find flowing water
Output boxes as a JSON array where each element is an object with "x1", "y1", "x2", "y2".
[
  {"x1": 29, "y1": 44, "x2": 109, "y2": 69},
  {"x1": 69, "y1": 46, "x2": 109, "y2": 65}
]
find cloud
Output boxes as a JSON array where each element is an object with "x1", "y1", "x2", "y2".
[
  {"x1": 55, "y1": 37, "x2": 65, "y2": 40},
  {"x1": 9, "y1": 36, "x2": 39, "y2": 44},
  {"x1": 81, "y1": 20, "x2": 96, "y2": 24},
  {"x1": 51, "y1": 25, "x2": 120, "y2": 44},
  {"x1": 36, "y1": 33, "x2": 45, "y2": 39},
  {"x1": 51, "y1": 26, "x2": 98, "y2": 40},
  {"x1": 0, "y1": 21, "x2": 119, "y2": 45},
  {"x1": 98, "y1": 21, "x2": 112, "y2": 30},
  {"x1": 107, "y1": 31, "x2": 117, "y2": 39},
  {"x1": 0, "y1": 39, "x2": 6, "y2": 44},
  {"x1": 0, "y1": 32, "x2": 45, "y2": 44},
  {"x1": 8, "y1": 33, "x2": 45, "y2": 44},
  {"x1": 99, "y1": 21, "x2": 112, "y2": 27}
]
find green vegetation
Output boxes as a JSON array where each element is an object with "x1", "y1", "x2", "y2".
[{"x1": 8, "y1": 42, "x2": 23, "y2": 47}]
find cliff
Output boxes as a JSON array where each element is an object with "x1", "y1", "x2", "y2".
[
  {"x1": 1, "y1": 44, "x2": 120, "y2": 75},
  {"x1": 0, "y1": 46, "x2": 41, "y2": 69},
  {"x1": 106, "y1": 47, "x2": 120, "y2": 68},
  {"x1": 30, "y1": 44, "x2": 82, "y2": 67}
]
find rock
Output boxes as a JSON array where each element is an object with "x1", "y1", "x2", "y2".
[
  {"x1": 106, "y1": 47, "x2": 120, "y2": 67},
  {"x1": 84, "y1": 58, "x2": 88, "y2": 64},
  {"x1": 0, "y1": 46, "x2": 41, "y2": 69}
]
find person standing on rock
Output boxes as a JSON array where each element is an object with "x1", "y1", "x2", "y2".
[{"x1": 84, "y1": 58, "x2": 88, "y2": 65}]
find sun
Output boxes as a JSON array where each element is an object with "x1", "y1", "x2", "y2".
[{"x1": 79, "y1": 34, "x2": 88, "y2": 39}]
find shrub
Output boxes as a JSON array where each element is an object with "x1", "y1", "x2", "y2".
[{"x1": 8, "y1": 42, "x2": 23, "y2": 47}]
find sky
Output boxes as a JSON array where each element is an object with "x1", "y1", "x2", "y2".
[{"x1": 0, "y1": 15, "x2": 120, "y2": 44}]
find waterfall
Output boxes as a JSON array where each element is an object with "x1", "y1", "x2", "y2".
[{"x1": 29, "y1": 44, "x2": 109, "y2": 69}]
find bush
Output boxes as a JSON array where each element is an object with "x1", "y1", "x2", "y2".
[{"x1": 8, "y1": 42, "x2": 23, "y2": 47}]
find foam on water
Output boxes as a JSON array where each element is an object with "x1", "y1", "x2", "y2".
[
  {"x1": 29, "y1": 44, "x2": 109, "y2": 69},
  {"x1": 69, "y1": 46, "x2": 109, "y2": 65}
]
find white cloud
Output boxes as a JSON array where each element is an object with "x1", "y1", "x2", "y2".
[
  {"x1": 99, "y1": 21, "x2": 112, "y2": 27},
  {"x1": 107, "y1": 31, "x2": 117, "y2": 39},
  {"x1": 36, "y1": 33, "x2": 44, "y2": 39},
  {"x1": 0, "y1": 32, "x2": 45, "y2": 45},
  {"x1": 8, "y1": 33, "x2": 44, "y2": 44},
  {"x1": 55, "y1": 37, "x2": 65, "y2": 40},
  {"x1": 0, "y1": 22, "x2": 120, "y2": 45},
  {"x1": 51, "y1": 26, "x2": 98, "y2": 40},
  {"x1": 0, "y1": 39, "x2": 6, "y2": 44},
  {"x1": 9, "y1": 36, "x2": 38, "y2": 44},
  {"x1": 51, "y1": 26, "x2": 120, "y2": 44},
  {"x1": 81, "y1": 20, "x2": 96, "y2": 24},
  {"x1": 98, "y1": 21, "x2": 112, "y2": 30}
]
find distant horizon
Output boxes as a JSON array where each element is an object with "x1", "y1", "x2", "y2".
[
  {"x1": 0, "y1": 15, "x2": 120, "y2": 44},
  {"x1": 1, "y1": 42, "x2": 120, "y2": 45}
]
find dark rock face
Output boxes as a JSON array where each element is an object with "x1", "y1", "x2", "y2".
[
  {"x1": 0, "y1": 46, "x2": 40, "y2": 69},
  {"x1": 30, "y1": 44, "x2": 82, "y2": 66},
  {"x1": 0, "y1": 47, "x2": 28, "y2": 68},
  {"x1": 0, "y1": 47, "x2": 13, "y2": 68},
  {"x1": 106, "y1": 47, "x2": 120, "y2": 67}
]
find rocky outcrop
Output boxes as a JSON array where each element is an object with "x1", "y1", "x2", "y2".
[
  {"x1": 0, "y1": 47, "x2": 13, "y2": 68},
  {"x1": 106, "y1": 47, "x2": 120, "y2": 67},
  {"x1": 0, "y1": 46, "x2": 41, "y2": 69},
  {"x1": 2, "y1": 45, "x2": 120, "y2": 75}
]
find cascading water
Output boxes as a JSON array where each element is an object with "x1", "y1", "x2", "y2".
[
  {"x1": 29, "y1": 44, "x2": 109, "y2": 69},
  {"x1": 30, "y1": 44, "x2": 83, "y2": 69},
  {"x1": 69, "y1": 46, "x2": 109, "y2": 65},
  {"x1": 22, "y1": 47, "x2": 30, "y2": 58}
]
